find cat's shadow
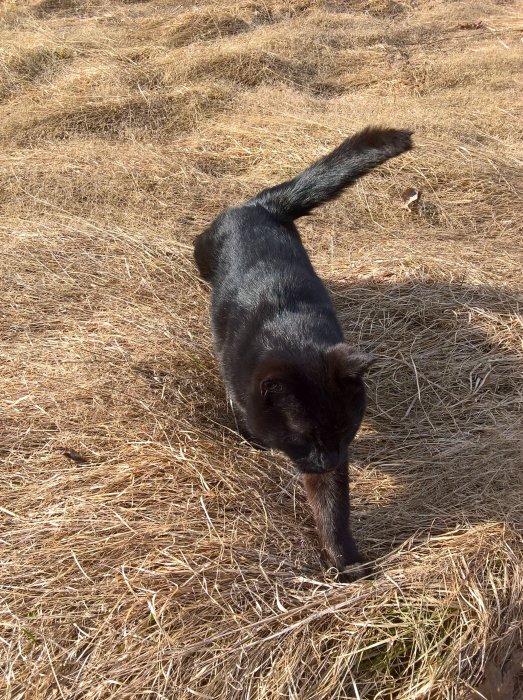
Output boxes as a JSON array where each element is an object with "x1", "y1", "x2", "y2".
[{"x1": 327, "y1": 278, "x2": 522, "y2": 558}]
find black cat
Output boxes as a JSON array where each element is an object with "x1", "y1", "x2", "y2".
[{"x1": 194, "y1": 127, "x2": 412, "y2": 572}]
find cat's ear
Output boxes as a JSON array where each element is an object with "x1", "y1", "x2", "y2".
[
  {"x1": 326, "y1": 344, "x2": 377, "y2": 381},
  {"x1": 254, "y1": 359, "x2": 297, "y2": 401}
]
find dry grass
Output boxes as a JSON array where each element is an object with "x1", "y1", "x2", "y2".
[{"x1": 1, "y1": 1, "x2": 522, "y2": 698}]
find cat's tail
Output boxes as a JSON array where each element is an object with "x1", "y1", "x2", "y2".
[{"x1": 248, "y1": 127, "x2": 413, "y2": 220}]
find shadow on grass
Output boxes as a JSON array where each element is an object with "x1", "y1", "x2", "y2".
[{"x1": 327, "y1": 278, "x2": 522, "y2": 558}]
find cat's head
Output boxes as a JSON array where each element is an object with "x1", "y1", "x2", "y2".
[{"x1": 248, "y1": 344, "x2": 375, "y2": 473}]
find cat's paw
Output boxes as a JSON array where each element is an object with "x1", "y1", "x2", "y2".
[
  {"x1": 321, "y1": 548, "x2": 374, "y2": 582},
  {"x1": 336, "y1": 559, "x2": 375, "y2": 583}
]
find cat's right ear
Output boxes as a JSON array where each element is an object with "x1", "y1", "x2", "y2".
[{"x1": 325, "y1": 344, "x2": 377, "y2": 382}]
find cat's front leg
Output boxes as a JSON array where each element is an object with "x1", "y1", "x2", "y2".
[{"x1": 302, "y1": 463, "x2": 365, "y2": 575}]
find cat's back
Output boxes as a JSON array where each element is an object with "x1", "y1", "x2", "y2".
[
  {"x1": 211, "y1": 204, "x2": 340, "y2": 354},
  {"x1": 216, "y1": 204, "x2": 309, "y2": 275}
]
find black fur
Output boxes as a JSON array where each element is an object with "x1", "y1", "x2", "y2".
[{"x1": 194, "y1": 127, "x2": 412, "y2": 570}]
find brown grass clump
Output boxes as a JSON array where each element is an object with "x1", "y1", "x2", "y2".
[{"x1": 1, "y1": 0, "x2": 522, "y2": 698}]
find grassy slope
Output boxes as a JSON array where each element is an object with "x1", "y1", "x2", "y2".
[{"x1": 1, "y1": 1, "x2": 522, "y2": 698}]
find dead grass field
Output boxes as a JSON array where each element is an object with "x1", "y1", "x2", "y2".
[{"x1": 1, "y1": 1, "x2": 522, "y2": 698}]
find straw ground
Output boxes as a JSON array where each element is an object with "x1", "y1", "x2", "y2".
[{"x1": 1, "y1": 1, "x2": 522, "y2": 698}]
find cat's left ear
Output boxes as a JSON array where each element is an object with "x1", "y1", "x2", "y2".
[{"x1": 325, "y1": 343, "x2": 377, "y2": 381}]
